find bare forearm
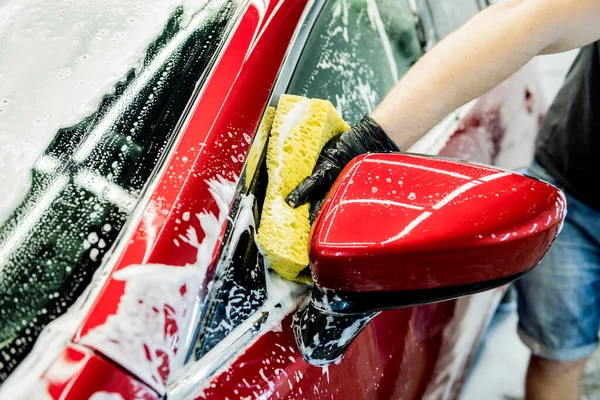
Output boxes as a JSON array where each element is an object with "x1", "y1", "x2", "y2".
[{"x1": 372, "y1": 0, "x2": 600, "y2": 150}]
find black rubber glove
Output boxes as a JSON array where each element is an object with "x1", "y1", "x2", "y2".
[{"x1": 286, "y1": 115, "x2": 400, "y2": 221}]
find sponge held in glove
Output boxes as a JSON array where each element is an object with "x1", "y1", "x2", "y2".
[{"x1": 256, "y1": 94, "x2": 350, "y2": 282}]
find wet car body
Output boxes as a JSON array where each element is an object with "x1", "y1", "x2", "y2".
[{"x1": 0, "y1": 0, "x2": 544, "y2": 399}]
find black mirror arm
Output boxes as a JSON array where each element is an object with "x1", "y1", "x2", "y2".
[
  {"x1": 293, "y1": 286, "x2": 377, "y2": 366},
  {"x1": 293, "y1": 268, "x2": 530, "y2": 366}
]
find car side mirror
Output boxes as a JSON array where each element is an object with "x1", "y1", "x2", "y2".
[{"x1": 293, "y1": 153, "x2": 566, "y2": 366}]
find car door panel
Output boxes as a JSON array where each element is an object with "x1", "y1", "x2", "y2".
[
  {"x1": 197, "y1": 306, "x2": 447, "y2": 399},
  {"x1": 195, "y1": 293, "x2": 502, "y2": 400},
  {"x1": 197, "y1": 64, "x2": 541, "y2": 398}
]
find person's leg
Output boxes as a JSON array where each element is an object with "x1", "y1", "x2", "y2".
[
  {"x1": 525, "y1": 355, "x2": 587, "y2": 400},
  {"x1": 515, "y1": 163, "x2": 600, "y2": 400}
]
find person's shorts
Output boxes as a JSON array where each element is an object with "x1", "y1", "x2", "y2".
[{"x1": 514, "y1": 161, "x2": 600, "y2": 361}]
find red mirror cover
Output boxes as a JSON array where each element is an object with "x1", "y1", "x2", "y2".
[{"x1": 310, "y1": 153, "x2": 566, "y2": 292}]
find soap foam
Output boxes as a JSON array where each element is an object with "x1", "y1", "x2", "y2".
[
  {"x1": 273, "y1": 98, "x2": 311, "y2": 185},
  {"x1": 79, "y1": 175, "x2": 236, "y2": 395},
  {"x1": 0, "y1": 175, "x2": 235, "y2": 398}
]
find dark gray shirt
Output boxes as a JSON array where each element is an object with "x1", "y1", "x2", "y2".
[{"x1": 535, "y1": 42, "x2": 600, "y2": 211}]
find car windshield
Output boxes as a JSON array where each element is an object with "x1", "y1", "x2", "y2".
[{"x1": 0, "y1": 0, "x2": 238, "y2": 382}]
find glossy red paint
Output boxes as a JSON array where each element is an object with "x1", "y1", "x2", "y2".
[
  {"x1": 194, "y1": 65, "x2": 545, "y2": 399},
  {"x1": 310, "y1": 153, "x2": 566, "y2": 292},
  {"x1": 197, "y1": 304, "x2": 455, "y2": 399},
  {"x1": 68, "y1": 0, "x2": 308, "y2": 394},
  {"x1": 197, "y1": 292, "x2": 500, "y2": 400},
  {"x1": 43, "y1": 345, "x2": 158, "y2": 400}
]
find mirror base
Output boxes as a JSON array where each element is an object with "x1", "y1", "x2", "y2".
[
  {"x1": 314, "y1": 268, "x2": 531, "y2": 315},
  {"x1": 294, "y1": 269, "x2": 531, "y2": 366}
]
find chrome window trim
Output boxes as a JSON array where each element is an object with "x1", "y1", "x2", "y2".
[
  {"x1": 418, "y1": 0, "x2": 486, "y2": 46},
  {"x1": 417, "y1": 0, "x2": 440, "y2": 48},
  {"x1": 478, "y1": 0, "x2": 491, "y2": 9},
  {"x1": 412, "y1": 0, "x2": 489, "y2": 50},
  {"x1": 243, "y1": 0, "x2": 326, "y2": 188}
]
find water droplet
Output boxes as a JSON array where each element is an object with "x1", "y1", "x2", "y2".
[
  {"x1": 57, "y1": 67, "x2": 71, "y2": 78},
  {"x1": 408, "y1": 192, "x2": 416, "y2": 200}
]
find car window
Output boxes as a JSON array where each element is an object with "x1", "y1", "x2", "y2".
[
  {"x1": 425, "y1": 0, "x2": 482, "y2": 40},
  {"x1": 287, "y1": 0, "x2": 423, "y2": 125},
  {"x1": 0, "y1": 0, "x2": 241, "y2": 382}
]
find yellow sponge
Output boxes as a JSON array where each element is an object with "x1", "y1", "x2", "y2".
[
  {"x1": 245, "y1": 106, "x2": 275, "y2": 189},
  {"x1": 257, "y1": 94, "x2": 350, "y2": 282}
]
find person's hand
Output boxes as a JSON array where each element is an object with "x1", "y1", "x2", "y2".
[{"x1": 286, "y1": 115, "x2": 400, "y2": 221}]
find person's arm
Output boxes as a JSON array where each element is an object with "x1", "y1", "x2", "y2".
[
  {"x1": 372, "y1": 0, "x2": 600, "y2": 150},
  {"x1": 287, "y1": 0, "x2": 600, "y2": 211}
]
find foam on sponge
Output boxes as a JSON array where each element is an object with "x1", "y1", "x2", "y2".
[
  {"x1": 257, "y1": 94, "x2": 350, "y2": 282},
  {"x1": 245, "y1": 106, "x2": 275, "y2": 188}
]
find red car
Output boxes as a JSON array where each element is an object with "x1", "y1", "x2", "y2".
[{"x1": 0, "y1": 0, "x2": 563, "y2": 399}]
